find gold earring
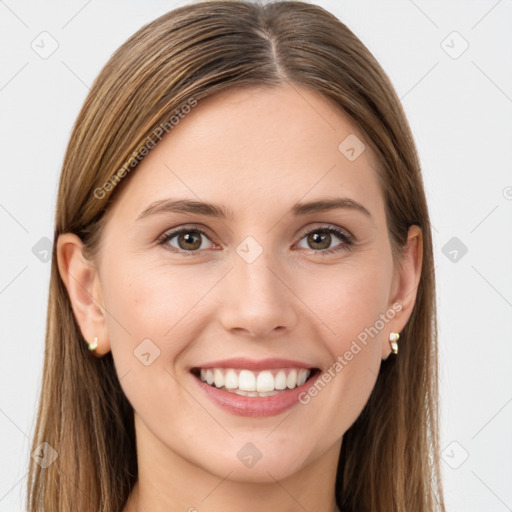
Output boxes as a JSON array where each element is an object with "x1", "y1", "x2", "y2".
[
  {"x1": 87, "y1": 336, "x2": 98, "y2": 352},
  {"x1": 389, "y1": 332, "x2": 399, "y2": 354}
]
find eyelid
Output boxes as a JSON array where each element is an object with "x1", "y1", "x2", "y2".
[{"x1": 295, "y1": 223, "x2": 353, "y2": 242}]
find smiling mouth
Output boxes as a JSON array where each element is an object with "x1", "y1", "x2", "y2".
[{"x1": 191, "y1": 367, "x2": 319, "y2": 397}]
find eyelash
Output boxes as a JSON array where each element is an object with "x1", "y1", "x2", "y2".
[{"x1": 157, "y1": 225, "x2": 353, "y2": 256}]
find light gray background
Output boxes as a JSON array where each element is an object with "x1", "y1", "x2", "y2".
[{"x1": 1, "y1": 1, "x2": 511, "y2": 511}]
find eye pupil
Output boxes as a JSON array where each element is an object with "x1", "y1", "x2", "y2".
[{"x1": 308, "y1": 232, "x2": 331, "y2": 250}]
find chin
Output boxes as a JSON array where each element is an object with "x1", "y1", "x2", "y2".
[{"x1": 190, "y1": 437, "x2": 315, "y2": 483}]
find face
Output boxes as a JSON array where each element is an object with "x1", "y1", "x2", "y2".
[{"x1": 70, "y1": 84, "x2": 415, "y2": 483}]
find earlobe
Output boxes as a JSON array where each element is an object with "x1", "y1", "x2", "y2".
[
  {"x1": 382, "y1": 225, "x2": 423, "y2": 360},
  {"x1": 56, "y1": 233, "x2": 110, "y2": 357}
]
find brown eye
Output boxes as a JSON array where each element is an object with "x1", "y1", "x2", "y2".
[
  {"x1": 306, "y1": 231, "x2": 332, "y2": 250},
  {"x1": 159, "y1": 228, "x2": 214, "y2": 253},
  {"x1": 176, "y1": 231, "x2": 203, "y2": 250},
  {"x1": 297, "y1": 226, "x2": 353, "y2": 254}
]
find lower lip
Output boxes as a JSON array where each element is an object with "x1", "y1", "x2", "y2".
[{"x1": 193, "y1": 371, "x2": 319, "y2": 417}]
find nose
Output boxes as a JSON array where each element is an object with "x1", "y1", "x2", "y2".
[{"x1": 218, "y1": 247, "x2": 299, "y2": 339}]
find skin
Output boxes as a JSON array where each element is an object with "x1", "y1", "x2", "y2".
[{"x1": 57, "y1": 83, "x2": 422, "y2": 512}]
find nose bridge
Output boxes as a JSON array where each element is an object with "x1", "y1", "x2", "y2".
[
  {"x1": 218, "y1": 236, "x2": 298, "y2": 337},
  {"x1": 236, "y1": 248, "x2": 280, "y2": 298}
]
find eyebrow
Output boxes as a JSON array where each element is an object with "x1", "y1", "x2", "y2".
[{"x1": 135, "y1": 197, "x2": 372, "y2": 221}]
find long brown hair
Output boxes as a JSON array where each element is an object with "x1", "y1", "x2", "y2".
[{"x1": 26, "y1": 1, "x2": 445, "y2": 511}]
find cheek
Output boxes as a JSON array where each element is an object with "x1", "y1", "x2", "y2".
[
  {"x1": 100, "y1": 257, "x2": 202, "y2": 369},
  {"x1": 301, "y1": 253, "x2": 393, "y2": 354},
  {"x1": 296, "y1": 253, "x2": 394, "y2": 436},
  {"x1": 295, "y1": 253, "x2": 392, "y2": 419},
  {"x1": 100, "y1": 259, "x2": 208, "y2": 426}
]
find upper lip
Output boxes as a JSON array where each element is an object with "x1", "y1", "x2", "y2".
[{"x1": 190, "y1": 357, "x2": 316, "y2": 371}]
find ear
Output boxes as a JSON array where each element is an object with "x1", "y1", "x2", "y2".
[
  {"x1": 381, "y1": 225, "x2": 423, "y2": 360},
  {"x1": 56, "y1": 233, "x2": 110, "y2": 357}
]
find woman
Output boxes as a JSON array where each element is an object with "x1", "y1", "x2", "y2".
[{"x1": 26, "y1": 1, "x2": 446, "y2": 511}]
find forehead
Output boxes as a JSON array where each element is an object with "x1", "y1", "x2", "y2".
[{"x1": 106, "y1": 84, "x2": 384, "y2": 223}]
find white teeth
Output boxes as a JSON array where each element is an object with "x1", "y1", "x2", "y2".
[
  {"x1": 214, "y1": 369, "x2": 224, "y2": 388},
  {"x1": 286, "y1": 369, "x2": 297, "y2": 389},
  {"x1": 274, "y1": 370, "x2": 287, "y2": 390},
  {"x1": 297, "y1": 369, "x2": 308, "y2": 387},
  {"x1": 256, "y1": 370, "x2": 275, "y2": 392},
  {"x1": 224, "y1": 369, "x2": 238, "y2": 389},
  {"x1": 197, "y1": 367, "x2": 312, "y2": 394},
  {"x1": 238, "y1": 370, "x2": 256, "y2": 391}
]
